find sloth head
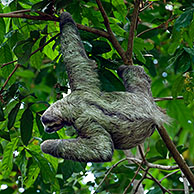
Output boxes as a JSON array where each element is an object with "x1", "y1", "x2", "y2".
[{"x1": 40, "y1": 100, "x2": 70, "y2": 133}]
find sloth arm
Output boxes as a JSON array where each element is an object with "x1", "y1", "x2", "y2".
[{"x1": 41, "y1": 121, "x2": 114, "y2": 162}]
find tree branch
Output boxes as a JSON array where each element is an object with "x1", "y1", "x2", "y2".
[
  {"x1": 1, "y1": 60, "x2": 17, "y2": 68},
  {"x1": 0, "y1": 64, "x2": 20, "y2": 94},
  {"x1": 137, "y1": 16, "x2": 177, "y2": 37},
  {"x1": 95, "y1": 0, "x2": 130, "y2": 65},
  {"x1": 94, "y1": 158, "x2": 127, "y2": 193},
  {"x1": 157, "y1": 126, "x2": 194, "y2": 189},
  {"x1": 126, "y1": 0, "x2": 140, "y2": 65},
  {"x1": 133, "y1": 162, "x2": 172, "y2": 194},
  {"x1": 154, "y1": 96, "x2": 183, "y2": 102},
  {"x1": 123, "y1": 162, "x2": 143, "y2": 194}
]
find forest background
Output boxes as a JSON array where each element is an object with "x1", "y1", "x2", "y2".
[{"x1": 0, "y1": 0, "x2": 194, "y2": 193}]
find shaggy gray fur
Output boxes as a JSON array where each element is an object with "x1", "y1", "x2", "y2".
[{"x1": 40, "y1": 12, "x2": 168, "y2": 162}]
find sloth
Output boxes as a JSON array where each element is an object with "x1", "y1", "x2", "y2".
[{"x1": 40, "y1": 12, "x2": 168, "y2": 162}]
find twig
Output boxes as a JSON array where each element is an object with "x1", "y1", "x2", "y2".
[
  {"x1": 145, "y1": 175, "x2": 172, "y2": 194},
  {"x1": 1, "y1": 60, "x2": 17, "y2": 68},
  {"x1": 94, "y1": 158, "x2": 127, "y2": 193},
  {"x1": 159, "y1": 166, "x2": 194, "y2": 183},
  {"x1": 126, "y1": 0, "x2": 140, "y2": 65},
  {"x1": 139, "y1": 1, "x2": 154, "y2": 12},
  {"x1": 156, "y1": 126, "x2": 194, "y2": 189},
  {"x1": 0, "y1": 12, "x2": 58, "y2": 21},
  {"x1": 6, "y1": 9, "x2": 31, "y2": 14},
  {"x1": 123, "y1": 162, "x2": 143, "y2": 194},
  {"x1": 159, "y1": 170, "x2": 179, "y2": 183},
  {"x1": 30, "y1": 33, "x2": 60, "y2": 57},
  {"x1": 137, "y1": 16, "x2": 177, "y2": 37},
  {"x1": 134, "y1": 167, "x2": 149, "y2": 193},
  {"x1": 154, "y1": 96, "x2": 183, "y2": 102},
  {"x1": 133, "y1": 161, "x2": 171, "y2": 194},
  {"x1": 0, "y1": 64, "x2": 20, "y2": 94},
  {"x1": 76, "y1": 23, "x2": 109, "y2": 38},
  {"x1": 95, "y1": 0, "x2": 129, "y2": 65}
]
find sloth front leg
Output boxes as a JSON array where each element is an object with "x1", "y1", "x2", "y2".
[{"x1": 41, "y1": 123, "x2": 114, "y2": 162}]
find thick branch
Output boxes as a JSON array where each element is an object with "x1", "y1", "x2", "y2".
[
  {"x1": 126, "y1": 0, "x2": 140, "y2": 65},
  {"x1": 157, "y1": 126, "x2": 194, "y2": 189}
]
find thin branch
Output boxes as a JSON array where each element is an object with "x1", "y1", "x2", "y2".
[
  {"x1": 137, "y1": 16, "x2": 177, "y2": 37},
  {"x1": 126, "y1": 0, "x2": 140, "y2": 65},
  {"x1": 6, "y1": 9, "x2": 31, "y2": 14},
  {"x1": 95, "y1": 0, "x2": 129, "y2": 65},
  {"x1": 123, "y1": 162, "x2": 143, "y2": 194},
  {"x1": 156, "y1": 126, "x2": 194, "y2": 190},
  {"x1": 139, "y1": 1, "x2": 154, "y2": 12},
  {"x1": 0, "y1": 12, "x2": 58, "y2": 21},
  {"x1": 145, "y1": 175, "x2": 172, "y2": 194},
  {"x1": 76, "y1": 23, "x2": 109, "y2": 39},
  {"x1": 159, "y1": 169, "x2": 180, "y2": 183},
  {"x1": 0, "y1": 64, "x2": 20, "y2": 94},
  {"x1": 154, "y1": 96, "x2": 183, "y2": 102},
  {"x1": 133, "y1": 161, "x2": 172, "y2": 194},
  {"x1": 159, "y1": 166, "x2": 194, "y2": 183},
  {"x1": 30, "y1": 33, "x2": 60, "y2": 57},
  {"x1": 126, "y1": 157, "x2": 179, "y2": 170},
  {"x1": 94, "y1": 158, "x2": 127, "y2": 193},
  {"x1": 134, "y1": 167, "x2": 149, "y2": 193},
  {"x1": 1, "y1": 60, "x2": 17, "y2": 68}
]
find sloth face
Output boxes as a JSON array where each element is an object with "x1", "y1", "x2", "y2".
[{"x1": 41, "y1": 114, "x2": 65, "y2": 133}]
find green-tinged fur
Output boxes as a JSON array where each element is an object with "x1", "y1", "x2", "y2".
[{"x1": 40, "y1": 12, "x2": 169, "y2": 162}]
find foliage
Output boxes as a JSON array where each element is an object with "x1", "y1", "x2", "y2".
[{"x1": 0, "y1": 0, "x2": 194, "y2": 193}]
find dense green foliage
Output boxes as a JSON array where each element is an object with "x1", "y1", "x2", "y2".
[{"x1": 0, "y1": 0, "x2": 194, "y2": 193}]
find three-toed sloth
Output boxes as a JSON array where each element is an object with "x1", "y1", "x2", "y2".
[{"x1": 40, "y1": 12, "x2": 168, "y2": 162}]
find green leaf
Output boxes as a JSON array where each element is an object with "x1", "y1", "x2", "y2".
[
  {"x1": 0, "y1": 187, "x2": 14, "y2": 194},
  {"x1": 0, "y1": 130, "x2": 10, "y2": 141},
  {"x1": 91, "y1": 40, "x2": 111, "y2": 54},
  {"x1": 155, "y1": 139, "x2": 168, "y2": 158},
  {"x1": 168, "y1": 31, "x2": 181, "y2": 55},
  {"x1": 0, "y1": 44, "x2": 13, "y2": 78},
  {"x1": 58, "y1": 160, "x2": 86, "y2": 181},
  {"x1": 36, "y1": 113, "x2": 44, "y2": 135},
  {"x1": 24, "y1": 160, "x2": 40, "y2": 188},
  {"x1": 184, "y1": 47, "x2": 194, "y2": 56},
  {"x1": 20, "y1": 108, "x2": 34, "y2": 146},
  {"x1": 2, "y1": 138, "x2": 19, "y2": 178},
  {"x1": 0, "y1": 104, "x2": 5, "y2": 121},
  {"x1": 43, "y1": 36, "x2": 59, "y2": 60},
  {"x1": 171, "y1": 75, "x2": 185, "y2": 98},
  {"x1": 147, "y1": 186, "x2": 162, "y2": 194},
  {"x1": 98, "y1": 68, "x2": 125, "y2": 92},
  {"x1": 31, "y1": 0, "x2": 49, "y2": 11},
  {"x1": 0, "y1": 18, "x2": 6, "y2": 44},
  {"x1": 27, "y1": 150, "x2": 56, "y2": 184},
  {"x1": 7, "y1": 102, "x2": 21, "y2": 130},
  {"x1": 18, "y1": 41, "x2": 34, "y2": 65},
  {"x1": 15, "y1": 70, "x2": 35, "y2": 78},
  {"x1": 174, "y1": 9, "x2": 194, "y2": 31},
  {"x1": 112, "y1": 165, "x2": 142, "y2": 179}
]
